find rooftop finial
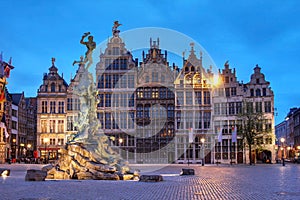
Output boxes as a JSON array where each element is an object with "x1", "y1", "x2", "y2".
[
  {"x1": 51, "y1": 57, "x2": 56, "y2": 66},
  {"x1": 112, "y1": 21, "x2": 122, "y2": 37},
  {"x1": 224, "y1": 60, "x2": 229, "y2": 68}
]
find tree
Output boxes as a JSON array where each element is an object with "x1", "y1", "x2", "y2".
[{"x1": 237, "y1": 101, "x2": 272, "y2": 165}]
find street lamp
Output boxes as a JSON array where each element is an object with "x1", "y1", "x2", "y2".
[
  {"x1": 200, "y1": 138, "x2": 205, "y2": 166},
  {"x1": 280, "y1": 137, "x2": 285, "y2": 166},
  {"x1": 27, "y1": 144, "x2": 32, "y2": 158},
  {"x1": 119, "y1": 138, "x2": 123, "y2": 156},
  {"x1": 44, "y1": 138, "x2": 49, "y2": 164}
]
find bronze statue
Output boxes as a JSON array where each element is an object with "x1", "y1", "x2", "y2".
[
  {"x1": 73, "y1": 32, "x2": 96, "y2": 69},
  {"x1": 112, "y1": 21, "x2": 122, "y2": 36}
]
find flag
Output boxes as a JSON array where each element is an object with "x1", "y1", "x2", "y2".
[
  {"x1": 218, "y1": 127, "x2": 222, "y2": 143},
  {"x1": 232, "y1": 126, "x2": 237, "y2": 143},
  {"x1": 0, "y1": 122, "x2": 9, "y2": 138}
]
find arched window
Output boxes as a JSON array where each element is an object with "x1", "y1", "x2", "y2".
[
  {"x1": 256, "y1": 89, "x2": 261, "y2": 97},
  {"x1": 51, "y1": 83, "x2": 55, "y2": 92}
]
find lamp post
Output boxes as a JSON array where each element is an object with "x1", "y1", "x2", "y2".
[
  {"x1": 200, "y1": 138, "x2": 205, "y2": 166},
  {"x1": 44, "y1": 138, "x2": 49, "y2": 164},
  {"x1": 280, "y1": 137, "x2": 285, "y2": 166},
  {"x1": 119, "y1": 138, "x2": 123, "y2": 157},
  {"x1": 27, "y1": 144, "x2": 32, "y2": 158}
]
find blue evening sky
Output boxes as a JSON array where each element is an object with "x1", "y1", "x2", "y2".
[{"x1": 0, "y1": 0, "x2": 299, "y2": 124}]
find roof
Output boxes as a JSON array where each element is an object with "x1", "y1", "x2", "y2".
[{"x1": 10, "y1": 93, "x2": 23, "y2": 105}]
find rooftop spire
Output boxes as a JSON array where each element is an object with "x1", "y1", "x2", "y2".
[{"x1": 51, "y1": 57, "x2": 56, "y2": 66}]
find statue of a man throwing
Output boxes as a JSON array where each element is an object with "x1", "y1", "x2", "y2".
[{"x1": 73, "y1": 32, "x2": 96, "y2": 69}]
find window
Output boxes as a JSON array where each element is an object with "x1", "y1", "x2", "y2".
[
  {"x1": 167, "y1": 105, "x2": 174, "y2": 118},
  {"x1": 225, "y1": 77, "x2": 229, "y2": 83},
  {"x1": 137, "y1": 106, "x2": 143, "y2": 118},
  {"x1": 221, "y1": 103, "x2": 227, "y2": 115},
  {"x1": 41, "y1": 120, "x2": 47, "y2": 133},
  {"x1": 105, "y1": 94, "x2": 111, "y2": 107},
  {"x1": 229, "y1": 102, "x2": 235, "y2": 115},
  {"x1": 105, "y1": 75, "x2": 111, "y2": 88},
  {"x1": 204, "y1": 91, "x2": 210, "y2": 105},
  {"x1": 50, "y1": 138, "x2": 55, "y2": 145},
  {"x1": 112, "y1": 74, "x2": 119, "y2": 88},
  {"x1": 50, "y1": 120, "x2": 56, "y2": 133},
  {"x1": 177, "y1": 92, "x2": 184, "y2": 105},
  {"x1": 231, "y1": 87, "x2": 236, "y2": 96},
  {"x1": 128, "y1": 75, "x2": 135, "y2": 88},
  {"x1": 137, "y1": 88, "x2": 143, "y2": 98},
  {"x1": 159, "y1": 88, "x2": 166, "y2": 99},
  {"x1": 128, "y1": 94, "x2": 134, "y2": 107},
  {"x1": 97, "y1": 94, "x2": 103, "y2": 107},
  {"x1": 105, "y1": 112, "x2": 111, "y2": 129},
  {"x1": 152, "y1": 72, "x2": 158, "y2": 82},
  {"x1": 98, "y1": 76, "x2": 104, "y2": 88},
  {"x1": 263, "y1": 88, "x2": 267, "y2": 96},
  {"x1": 58, "y1": 85, "x2": 62, "y2": 92},
  {"x1": 214, "y1": 103, "x2": 220, "y2": 115},
  {"x1": 58, "y1": 120, "x2": 64, "y2": 132},
  {"x1": 145, "y1": 88, "x2": 151, "y2": 98},
  {"x1": 161, "y1": 75, "x2": 165, "y2": 83},
  {"x1": 256, "y1": 102, "x2": 262, "y2": 113},
  {"x1": 120, "y1": 59, "x2": 127, "y2": 70},
  {"x1": 152, "y1": 88, "x2": 158, "y2": 98},
  {"x1": 185, "y1": 92, "x2": 192, "y2": 105},
  {"x1": 12, "y1": 109, "x2": 17, "y2": 117},
  {"x1": 67, "y1": 98, "x2": 72, "y2": 111},
  {"x1": 121, "y1": 75, "x2": 127, "y2": 88},
  {"x1": 113, "y1": 59, "x2": 119, "y2": 70},
  {"x1": 236, "y1": 102, "x2": 242, "y2": 114},
  {"x1": 105, "y1": 59, "x2": 112, "y2": 69},
  {"x1": 120, "y1": 93, "x2": 127, "y2": 107},
  {"x1": 256, "y1": 89, "x2": 261, "y2": 97},
  {"x1": 112, "y1": 47, "x2": 120, "y2": 55},
  {"x1": 264, "y1": 101, "x2": 272, "y2": 113},
  {"x1": 204, "y1": 112, "x2": 211, "y2": 129},
  {"x1": 51, "y1": 83, "x2": 55, "y2": 92},
  {"x1": 50, "y1": 101, "x2": 56, "y2": 113},
  {"x1": 185, "y1": 112, "x2": 193, "y2": 129},
  {"x1": 12, "y1": 121, "x2": 17, "y2": 129},
  {"x1": 195, "y1": 92, "x2": 202, "y2": 105},
  {"x1": 225, "y1": 88, "x2": 230, "y2": 97},
  {"x1": 42, "y1": 101, "x2": 48, "y2": 113},
  {"x1": 246, "y1": 102, "x2": 253, "y2": 113},
  {"x1": 146, "y1": 76, "x2": 149, "y2": 83},
  {"x1": 250, "y1": 89, "x2": 254, "y2": 97},
  {"x1": 58, "y1": 101, "x2": 64, "y2": 113},
  {"x1": 144, "y1": 105, "x2": 150, "y2": 118},
  {"x1": 195, "y1": 111, "x2": 202, "y2": 129},
  {"x1": 67, "y1": 116, "x2": 74, "y2": 131},
  {"x1": 256, "y1": 78, "x2": 260, "y2": 84},
  {"x1": 57, "y1": 139, "x2": 64, "y2": 146}
]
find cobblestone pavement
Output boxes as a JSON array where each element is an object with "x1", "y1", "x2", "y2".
[{"x1": 1, "y1": 163, "x2": 300, "y2": 200}]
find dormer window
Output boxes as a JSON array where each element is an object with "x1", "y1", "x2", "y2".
[
  {"x1": 256, "y1": 89, "x2": 261, "y2": 97},
  {"x1": 256, "y1": 78, "x2": 260, "y2": 84},
  {"x1": 51, "y1": 83, "x2": 55, "y2": 92}
]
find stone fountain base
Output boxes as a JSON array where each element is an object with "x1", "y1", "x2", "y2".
[{"x1": 43, "y1": 142, "x2": 139, "y2": 180}]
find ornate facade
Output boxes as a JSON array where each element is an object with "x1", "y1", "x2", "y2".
[
  {"x1": 95, "y1": 29, "x2": 137, "y2": 162},
  {"x1": 135, "y1": 38, "x2": 177, "y2": 163},
  {"x1": 174, "y1": 43, "x2": 214, "y2": 164},
  {"x1": 37, "y1": 59, "x2": 68, "y2": 161}
]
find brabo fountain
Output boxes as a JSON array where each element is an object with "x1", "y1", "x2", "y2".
[{"x1": 43, "y1": 29, "x2": 134, "y2": 180}]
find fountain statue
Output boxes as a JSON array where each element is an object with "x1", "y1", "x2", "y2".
[{"x1": 43, "y1": 32, "x2": 135, "y2": 181}]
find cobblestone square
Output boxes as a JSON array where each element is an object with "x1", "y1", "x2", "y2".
[{"x1": 1, "y1": 164, "x2": 300, "y2": 200}]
